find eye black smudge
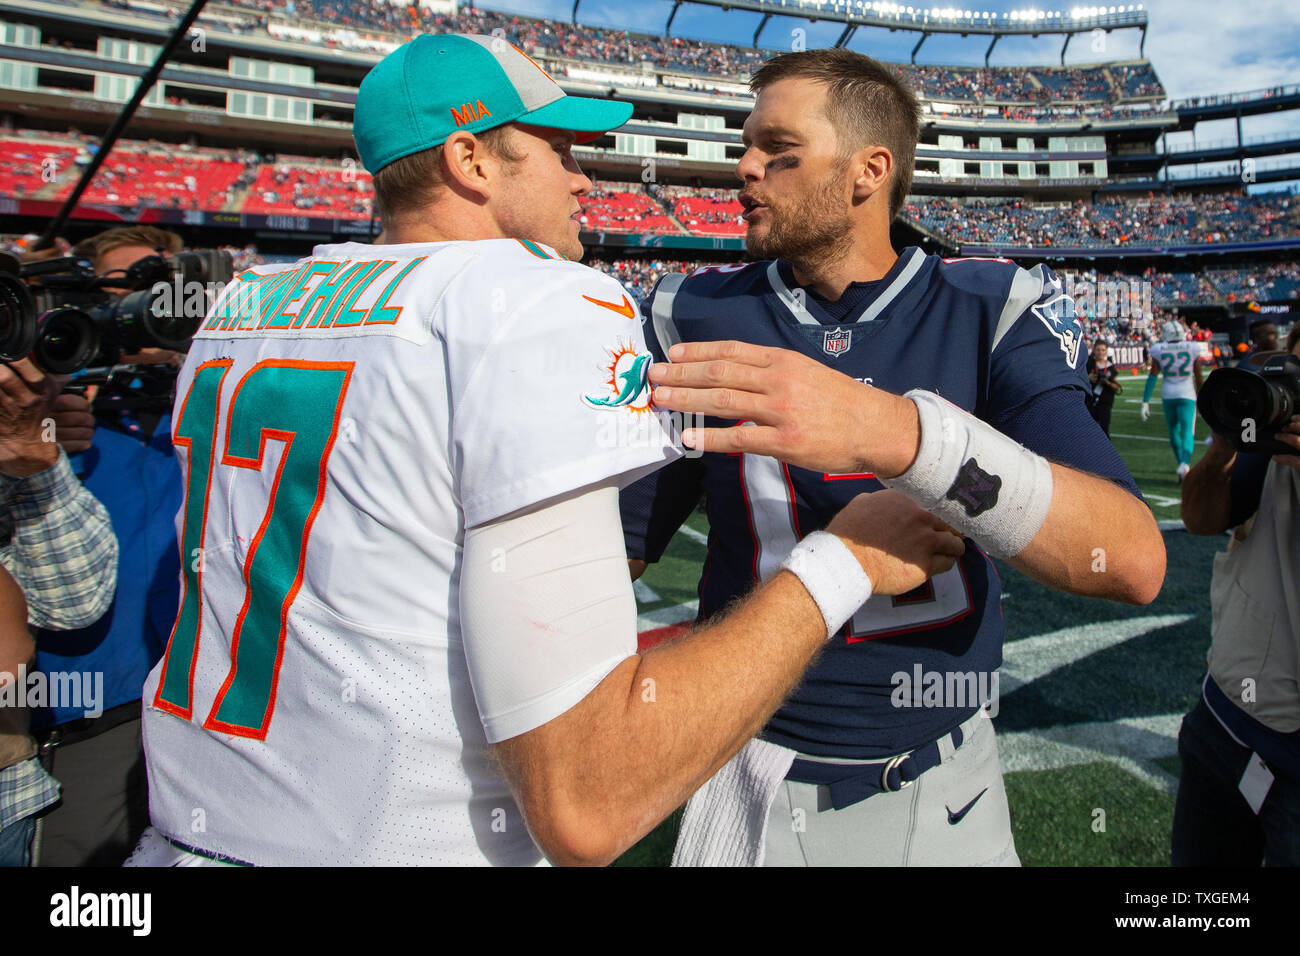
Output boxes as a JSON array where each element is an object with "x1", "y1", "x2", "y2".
[{"x1": 766, "y1": 155, "x2": 799, "y2": 172}]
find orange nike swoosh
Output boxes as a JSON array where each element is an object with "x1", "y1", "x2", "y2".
[{"x1": 582, "y1": 293, "x2": 635, "y2": 319}]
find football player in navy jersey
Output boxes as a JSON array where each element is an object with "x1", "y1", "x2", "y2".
[{"x1": 621, "y1": 49, "x2": 1167, "y2": 867}]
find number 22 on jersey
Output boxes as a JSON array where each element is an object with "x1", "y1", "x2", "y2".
[{"x1": 153, "y1": 359, "x2": 354, "y2": 740}]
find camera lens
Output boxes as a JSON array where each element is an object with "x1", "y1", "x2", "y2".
[
  {"x1": 33, "y1": 307, "x2": 98, "y2": 375},
  {"x1": 145, "y1": 308, "x2": 201, "y2": 350},
  {"x1": 1221, "y1": 379, "x2": 1256, "y2": 421},
  {"x1": 0, "y1": 273, "x2": 37, "y2": 362}
]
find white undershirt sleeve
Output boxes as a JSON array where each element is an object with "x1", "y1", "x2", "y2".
[{"x1": 458, "y1": 481, "x2": 639, "y2": 744}]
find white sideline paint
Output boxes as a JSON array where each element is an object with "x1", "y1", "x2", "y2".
[
  {"x1": 1000, "y1": 614, "x2": 1195, "y2": 695},
  {"x1": 679, "y1": 525, "x2": 708, "y2": 546},
  {"x1": 1144, "y1": 493, "x2": 1182, "y2": 509},
  {"x1": 632, "y1": 580, "x2": 660, "y2": 603},
  {"x1": 997, "y1": 713, "x2": 1184, "y2": 795},
  {"x1": 1110, "y1": 432, "x2": 1169, "y2": 443},
  {"x1": 637, "y1": 600, "x2": 698, "y2": 633}
]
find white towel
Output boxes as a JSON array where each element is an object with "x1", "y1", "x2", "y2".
[{"x1": 672, "y1": 738, "x2": 797, "y2": 867}]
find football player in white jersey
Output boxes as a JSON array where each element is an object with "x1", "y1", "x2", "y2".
[
  {"x1": 127, "y1": 33, "x2": 965, "y2": 867},
  {"x1": 1142, "y1": 319, "x2": 1212, "y2": 481}
]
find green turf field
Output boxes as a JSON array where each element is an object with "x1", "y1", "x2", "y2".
[{"x1": 617, "y1": 374, "x2": 1224, "y2": 866}]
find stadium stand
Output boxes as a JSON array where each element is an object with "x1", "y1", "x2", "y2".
[
  {"x1": 87, "y1": 0, "x2": 1166, "y2": 116},
  {"x1": 0, "y1": 138, "x2": 82, "y2": 199},
  {"x1": 579, "y1": 182, "x2": 682, "y2": 235},
  {"x1": 6, "y1": 122, "x2": 1297, "y2": 252},
  {"x1": 1147, "y1": 268, "x2": 1219, "y2": 306},
  {"x1": 586, "y1": 258, "x2": 700, "y2": 302},
  {"x1": 1111, "y1": 63, "x2": 1164, "y2": 98},
  {"x1": 76, "y1": 147, "x2": 248, "y2": 211},
  {"x1": 241, "y1": 158, "x2": 372, "y2": 218},
  {"x1": 1209, "y1": 262, "x2": 1300, "y2": 301},
  {"x1": 658, "y1": 185, "x2": 745, "y2": 236},
  {"x1": 1195, "y1": 193, "x2": 1298, "y2": 243},
  {"x1": 904, "y1": 192, "x2": 1299, "y2": 248}
]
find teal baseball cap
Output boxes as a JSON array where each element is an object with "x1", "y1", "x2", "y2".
[{"x1": 353, "y1": 33, "x2": 634, "y2": 174}]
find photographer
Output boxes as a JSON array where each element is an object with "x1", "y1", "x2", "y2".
[
  {"x1": 1172, "y1": 324, "x2": 1300, "y2": 866},
  {"x1": 1236, "y1": 318, "x2": 1279, "y2": 367},
  {"x1": 28, "y1": 226, "x2": 184, "y2": 866},
  {"x1": 1086, "y1": 340, "x2": 1122, "y2": 437},
  {"x1": 0, "y1": 564, "x2": 44, "y2": 866},
  {"x1": 0, "y1": 357, "x2": 118, "y2": 866}
]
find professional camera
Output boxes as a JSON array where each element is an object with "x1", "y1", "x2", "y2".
[
  {"x1": 0, "y1": 248, "x2": 232, "y2": 374},
  {"x1": 1198, "y1": 352, "x2": 1300, "y2": 456}
]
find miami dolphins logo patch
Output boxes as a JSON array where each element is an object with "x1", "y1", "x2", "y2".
[{"x1": 583, "y1": 341, "x2": 654, "y2": 413}]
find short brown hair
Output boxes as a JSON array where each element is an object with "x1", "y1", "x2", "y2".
[
  {"x1": 750, "y1": 49, "x2": 921, "y2": 220},
  {"x1": 371, "y1": 125, "x2": 524, "y2": 224},
  {"x1": 74, "y1": 225, "x2": 183, "y2": 264}
]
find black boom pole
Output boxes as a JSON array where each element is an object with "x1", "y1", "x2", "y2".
[{"x1": 36, "y1": 0, "x2": 211, "y2": 249}]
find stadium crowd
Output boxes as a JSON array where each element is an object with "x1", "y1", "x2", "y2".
[
  {"x1": 8, "y1": 128, "x2": 1300, "y2": 258},
  {"x1": 907, "y1": 191, "x2": 1300, "y2": 248},
  {"x1": 91, "y1": 0, "x2": 1164, "y2": 114},
  {"x1": 1210, "y1": 261, "x2": 1300, "y2": 301},
  {"x1": 586, "y1": 257, "x2": 699, "y2": 301}
]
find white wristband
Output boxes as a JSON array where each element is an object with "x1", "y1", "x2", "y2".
[
  {"x1": 780, "y1": 531, "x2": 873, "y2": 639},
  {"x1": 879, "y1": 389, "x2": 1053, "y2": 560}
]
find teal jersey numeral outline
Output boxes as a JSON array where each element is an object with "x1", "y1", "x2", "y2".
[{"x1": 154, "y1": 360, "x2": 354, "y2": 740}]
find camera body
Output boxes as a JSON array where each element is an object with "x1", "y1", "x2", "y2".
[
  {"x1": 0, "y1": 249, "x2": 233, "y2": 374},
  {"x1": 1198, "y1": 353, "x2": 1300, "y2": 456}
]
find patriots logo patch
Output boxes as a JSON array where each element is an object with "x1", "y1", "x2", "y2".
[{"x1": 1030, "y1": 293, "x2": 1083, "y2": 368}]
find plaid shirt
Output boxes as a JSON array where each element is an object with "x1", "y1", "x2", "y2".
[
  {"x1": 0, "y1": 450, "x2": 118, "y2": 630},
  {"x1": 0, "y1": 756, "x2": 60, "y2": 832}
]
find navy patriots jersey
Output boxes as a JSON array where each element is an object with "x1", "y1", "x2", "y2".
[{"x1": 621, "y1": 247, "x2": 1143, "y2": 759}]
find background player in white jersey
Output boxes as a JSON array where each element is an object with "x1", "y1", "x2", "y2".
[
  {"x1": 128, "y1": 33, "x2": 964, "y2": 867},
  {"x1": 1142, "y1": 319, "x2": 1212, "y2": 481}
]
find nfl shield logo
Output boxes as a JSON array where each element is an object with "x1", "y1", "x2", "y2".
[{"x1": 823, "y1": 328, "x2": 852, "y2": 356}]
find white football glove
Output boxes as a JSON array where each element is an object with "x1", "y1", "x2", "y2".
[{"x1": 1140, "y1": 402, "x2": 1150, "y2": 422}]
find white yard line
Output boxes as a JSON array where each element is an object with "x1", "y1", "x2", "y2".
[
  {"x1": 1000, "y1": 615, "x2": 1195, "y2": 695},
  {"x1": 678, "y1": 525, "x2": 708, "y2": 546},
  {"x1": 636, "y1": 600, "x2": 698, "y2": 632},
  {"x1": 996, "y1": 713, "x2": 1184, "y2": 795}
]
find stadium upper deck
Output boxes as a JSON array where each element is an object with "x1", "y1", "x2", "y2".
[{"x1": 65, "y1": 0, "x2": 1167, "y2": 109}]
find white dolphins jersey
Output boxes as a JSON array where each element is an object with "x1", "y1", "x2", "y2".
[
  {"x1": 1149, "y1": 339, "x2": 1210, "y2": 401},
  {"x1": 141, "y1": 238, "x2": 679, "y2": 866}
]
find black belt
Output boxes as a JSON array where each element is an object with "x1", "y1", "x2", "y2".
[
  {"x1": 786, "y1": 719, "x2": 972, "y2": 810},
  {"x1": 33, "y1": 699, "x2": 142, "y2": 758}
]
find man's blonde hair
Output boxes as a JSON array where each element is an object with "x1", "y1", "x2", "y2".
[
  {"x1": 371, "y1": 125, "x2": 524, "y2": 225},
  {"x1": 74, "y1": 225, "x2": 183, "y2": 265}
]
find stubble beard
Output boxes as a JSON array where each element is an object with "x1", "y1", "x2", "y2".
[{"x1": 745, "y1": 159, "x2": 854, "y2": 275}]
